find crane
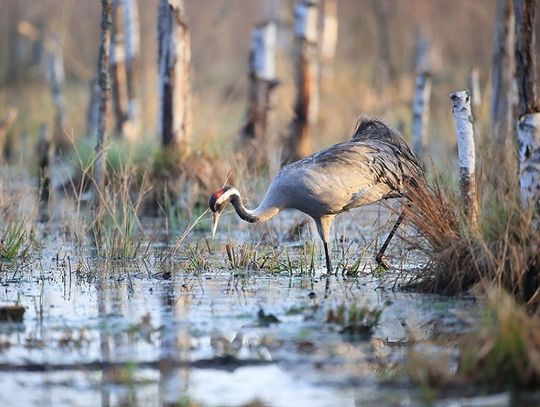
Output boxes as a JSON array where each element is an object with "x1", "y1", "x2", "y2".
[{"x1": 209, "y1": 119, "x2": 424, "y2": 273}]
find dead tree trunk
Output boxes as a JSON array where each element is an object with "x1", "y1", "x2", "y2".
[
  {"x1": 157, "y1": 0, "x2": 192, "y2": 160},
  {"x1": 36, "y1": 124, "x2": 53, "y2": 212},
  {"x1": 369, "y1": 0, "x2": 394, "y2": 88},
  {"x1": 411, "y1": 34, "x2": 432, "y2": 162},
  {"x1": 514, "y1": 0, "x2": 540, "y2": 229},
  {"x1": 86, "y1": 79, "x2": 100, "y2": 139},
  {"x1": 123, "y1": 0, "x2": 140, "y2": 137},
  {"x1": 43, "y1": 34, "x2": 67, "y2": 152},
  {"x1": 282, "y1": 0, "x2": 319, "y2": 165},
  {"x1": 237, "y1": 22, "x2": 279, "y2": 170},
  {"x1": 320, "y1": 0, "x2": 338, "y2": 79},
  {"x1": 94, "y1": 0, "x2": 113, "y2": 203},
  {"x1": 110, "y1": 0, "x2": 129, "y2": 138},
  {"x1": 514, "y1": 0, "x2": 538, "y2": 115},
  {"x1": 451, "y1": 90, "x2": 478, "y2": 228},
  {"x1": 110, "y1": 0, "x2": 140, "y2": 140},
  {"x1": 491, "y1": 0, "x2": 516, "y2": 163},
  {"x1": 0, "y1": 108, "x2": 17, "y2": 162},
  {"x1": 468, "y1": 67, "x2": 482, "y2": 111},
  {"x1": 411, "y1": 73, "x2": 432, "y2": 161},
  {"x1": 412, "y1": 32, "x2": 431, "y2": 74}
]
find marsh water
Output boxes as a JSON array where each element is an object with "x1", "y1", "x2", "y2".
[
  {"x1": 0, "y1": 169, "x2": 506, "y2": 407},
  {"x1": 1, "y1": 228, "x2": 487, "y2": 406}
]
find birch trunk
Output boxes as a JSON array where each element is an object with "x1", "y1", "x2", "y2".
[
  {"x1": 238, "y1": 22, "x2": 278, "y2": 169},
  {"x1": 46, "y1": 34, "x2": 66, "y2": 151},
  {"x1": 412, "y1": 32, "x2": 431, "y2": 74},
  {"x1": 157, "y1": 0, "x2": 191, "y2": 160},
  {"x1": 513, "y1": 0, "x2": 538, "y2": 115},
  {"x1": 491, "y1": 0, "x2": 516, "y2": 157},
  {"x1": 517, "y1": 114, "x2": 540, "y2": 228},
  {"x1": 0, "y1": 109, "x2": 17, "y2": 163},
  {"x1": 123, "y1": 0, "x2": 140, "y2": 129},
  {"x1": 468, "y1": 67, "x2": 482, "y2": 110},
  {"x1": 37, "y1": 124, "x2": 53, "y2": 208},
  {"x1": 411, "y1": 72, "x2": 432, "y2": 161},
  {"x1": 369, "y1": 0, "x2": 394, "y2": 87},
  {"x1": 94, "y1": 0, "x2": 113, "y2": 203},
  {"x1": 451, "y1": 90, "x2": 478, "y2": 227},
  {"x1": 321, "y1": 0, "x2": 338, "y2": 78},
  {"x1": 282, "y1": 0, "x2": 319, "y2": 165},
  {"x1": 110, "y1": 0, "x2": 129, "y2": 138},
  {"x1": 86, "y1": 78, "x2": 100, "y2": 139},
  {"x1": 514, "y1": 0, "x2": 540, "y2": 229}
]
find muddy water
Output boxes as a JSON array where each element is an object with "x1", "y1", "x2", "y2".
[{"x1": 0, "y1": 234, "x2": 477, "y2": 407}]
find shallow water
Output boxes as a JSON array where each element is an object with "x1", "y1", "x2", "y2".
[
  {"x1": 0, "y1": 234, "x2": 479, "y2": 407},
  {"x1": 0, "y1": 167, "x2": 498, "y2": 406}
]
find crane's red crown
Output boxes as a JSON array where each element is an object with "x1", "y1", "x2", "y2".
[{"x1": 209, "y1": 186, "x2": 232, "y2": 212}]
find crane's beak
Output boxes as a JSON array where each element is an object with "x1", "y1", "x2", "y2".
[{"x1": 211, "y1": 211, "x2": 222, "y2": 240}]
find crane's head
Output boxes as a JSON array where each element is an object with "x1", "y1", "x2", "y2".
[{"x1": 208, "y1": 186, "x2": 234, "y2": 239}]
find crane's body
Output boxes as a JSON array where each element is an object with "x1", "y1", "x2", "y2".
[{"x1": 209, "y1": 119, "x2": 424, "y2": 272}]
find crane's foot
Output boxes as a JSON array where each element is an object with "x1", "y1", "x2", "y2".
[{"x1": 375, "y1": 254, "x2": 390, "y2": 270}]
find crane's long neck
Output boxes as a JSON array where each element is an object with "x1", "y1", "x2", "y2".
[{"x1": 226, "y1": 188, "x2": 279, "y2": 223}]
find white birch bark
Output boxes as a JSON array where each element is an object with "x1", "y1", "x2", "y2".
[
  {"x1": 413, "y1": 32, "x2": 431, "y2": 74},
  {"x1": 157, "y1": 0, "x2": 192, "y2": 157},
  {"x1": 514, "y1": 0, "x2": 539, "y2": 231},
  {"x1": 238, "y1": 22, "x2": 278, "y2": 169},
  {"x1": 517, "y1": 113, "x2": 540, "y2": 228},
  {"x1": 94, "y1": 0, "x2": 112, "y2": 201},
  {"x1": 411, "y1": 72, "x2": 431, "y2": 160},
  {"x1": 123, "y1": 0, "x2": 140, "y2": 133},
  {"x1": 253, "y1": 22, "x2": 277, "y2": 82},
  {"x1": 283, "y1": 0, "x2": 319, "y2": 164},
  {"x1": 110, "y1": 0, "x2": 129, "y2": 138},
  {"x1": 321, "y1": 0, "x2": 338, "y2": 77},
  {"x1": 123, "y1": 0, "x2": 140, "y2": 62},
  {"x1": 297, "y1": 0, "x2": 319, "y2": 135},
  {"x1": 468, "y1": 67, "x2": 482, "y2": 109},
  {"x1": 45, "y1": 34, "x2": 65, "y2": 148},
  {"x1": 451, "y1": 90, "x2": 478, "y2": 226}
]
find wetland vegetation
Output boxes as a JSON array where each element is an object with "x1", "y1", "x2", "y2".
[{"x1": 1, "y1": 0, "x2": 540, "y2": 406}]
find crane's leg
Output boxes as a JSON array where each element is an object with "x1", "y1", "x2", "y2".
[
  {"x1": 315, "y1": 216, "x2": 335, "y2": 275},
  {"x1": 323, "y1": 241, "x2": 333, "y2": 274},
  {"x1": 375, "y1": 209, "x2": 406, "y2": 269},
  {"x1": 323, "y1": 241, "x2": 332, "y2": 298}
]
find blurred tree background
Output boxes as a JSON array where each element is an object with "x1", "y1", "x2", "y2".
[{"x1": 0, "y1": 0, "x2": 539, "y2": 169}]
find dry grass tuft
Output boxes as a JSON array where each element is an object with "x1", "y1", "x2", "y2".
[
  {"x1": 403, "y1": 172, "x2": 540, "y2": 308},
  {"x1": 459, "y1": 288, "x2": 540, "y2": 390}
]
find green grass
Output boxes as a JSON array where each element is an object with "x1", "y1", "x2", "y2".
[{"x1": 0, "y1": 221, "x2": 30, "y2": 261}]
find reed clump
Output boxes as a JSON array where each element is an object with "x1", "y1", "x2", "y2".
[
  {"x1": 90, "y1": 164, "x2": 150, "y2": 260},
  {"x1": 403, "y1": 172, "x2": 539, "y2": 310}
]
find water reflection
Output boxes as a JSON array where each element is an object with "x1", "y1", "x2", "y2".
[{"x1": 0, "y1": 254, "x2": 480, "y2": 406}]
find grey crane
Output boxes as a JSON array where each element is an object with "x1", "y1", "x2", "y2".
[{"x1": 209, "y1": 119, "x2": 424, "y2": 273}]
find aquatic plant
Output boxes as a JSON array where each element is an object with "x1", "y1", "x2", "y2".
[
  {"x1": 326, "y1": 302, "x2": 382, "y2": 338},
  {"x1": 186, "y1": 243, "x2": 211, "y2": 271},
  {"x1": 225, "y1": 242, "x2": 258, "y2": 270},
  {"x1": 0, "y1": 220, "x2": 30, "y2": 261}
]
